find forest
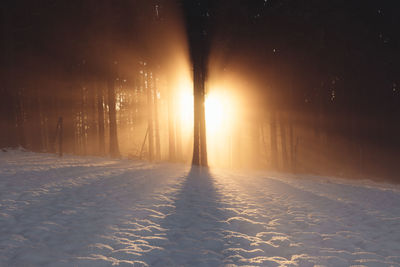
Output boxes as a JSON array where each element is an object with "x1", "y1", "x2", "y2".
[{"x1": 1, "y1": 0, "x2": 399, "y2": 182}]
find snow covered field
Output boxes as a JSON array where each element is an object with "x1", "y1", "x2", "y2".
[{"x1": 1, "y1": 150, "x2": 400, "y2": 266}]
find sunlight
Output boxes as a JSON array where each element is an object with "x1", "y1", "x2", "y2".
[
  {"x1": 175, "y1": 72, "x2": 244, "y2": 168},
  {"x1": 177, "y1": 77, "x2": 194, "y2": 133},
  {"x1": 174, "y1": 75, "x2": 195, "y2": 160},
  {"x1": 205, "y1": 90, "x2": 234, "y2": 135},
  {"x1": 205, "y1": 88, "x2": 237, "y2": 167}
]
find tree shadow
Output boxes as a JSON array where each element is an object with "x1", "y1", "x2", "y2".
[{"x1": 153, "y1": 166, "x2": 228, "y2": 266}]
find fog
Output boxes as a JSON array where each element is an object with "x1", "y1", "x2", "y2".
[{"x1": 1, "y1": 0, "x2": 399, "y2": 182}]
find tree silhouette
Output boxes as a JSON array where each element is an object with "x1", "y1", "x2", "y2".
[{"x1": 180, "y1": 0, "x2": 214, "y2": 167}]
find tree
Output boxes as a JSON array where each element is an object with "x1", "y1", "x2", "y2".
[
  {"x1": 181, "y1": 0, "x2": 213, "y2": 167},
  {"x1": 107, "y1": 77, "x2": 120, "y2": 158}
]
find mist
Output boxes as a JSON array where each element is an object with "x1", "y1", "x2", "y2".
[{"x1": 1, "y1": 0, "x2": 399, "y2": 182}]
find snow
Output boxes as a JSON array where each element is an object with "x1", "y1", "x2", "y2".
[{"x1": 1, "y1": 149, "x2": 400, "y2": 266}]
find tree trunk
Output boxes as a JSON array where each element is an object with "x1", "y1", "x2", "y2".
[
  {"x1": 192, "y1": 60, "x2": 207, "y2": 166},
  {"x1": 107, "y1": 78, "x2": 120, "y2": 157},
  {"x1": 289, "y1": 116, "x2": 295, "y2": 172},
  {"x1": 260, "y1": 121, "x2": 268, "y2": 167},
  {"x1": 0, "y1": 8, "x2": 18, "y2": 148},
  {"x1": 252, "y1": 119, "x2": 261, "y2": 168},
  {"x1": 97, "y1": 83, "x2": 105, "y2": 155},
  {"x1": 270, "y1": 110, "x2": 278, "y2": 169},
  {"x1": 30, "y1": 89, "x2": 43, "y2": 152},
  {"x1": 153, "y1": 74, "x2": 161, "y2": 161},
  {"x1": 80, "y1": 86, "x2": 87, "y2": 155},
  {"x1": 87, "y1": 83, "x2": 97, "y2": 155},
  {"x1": 64, "y1": 85, "x2": 76, "y2": 154},
  {"x1": 279, "y1": 112, "x2": 288, "y2": 170},
  {"x1": 199, "y1": 79, "x2": 208, "y2": 166},
  {"x1": 38, "y1": 93, "x2": 49, "y2": 151},
  {"x1": 15, "y1": 90, "x2": 26, "y2": 148},
  {"x1": 146, "y1": 71, "x2": 154, "y2": 161}
]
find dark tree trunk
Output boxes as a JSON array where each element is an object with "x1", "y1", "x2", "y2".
[
  {"x1": 192, "y1": 60, "x2": 207, "y2": 166},
  {"x1": 199, "y1": 77, "x2": 208, "y2": 166},
  {"x1": 0, "y1": 88, "x2": 18, "y2": 148},
  {"x1": 30, "y1": 89, "x2": 43, "y2": 152},
  {"x1": 260, "y1": 121, "x2": 268, "y2": 166},
  {"x1": 15, "y1": 90, "x2": 26, "y2": 148},
  {"x1": 252, "y1": 119, "x2": 261, "y2": 168},
  {"x1": 38, "y1": 93, "x2": 49, "y2": 151},
  {"x1": 54, "y1": 116, "x2": 63, "y2": 157},
  {"x1": 0, "y1": 7, "x2": 18, "y2": 148},
  {"x1": 289, "y1": 116, "x2": 295, "y2": 172},
  {"x1": 97, "y1": 84, "x2": 106, "y2": 155},
  {"x1": 153, "y1": 75, "x2": 161, "y2": 161},
  {"x1": 59, "y1": 117, "x2": 63, "y2": 157},
  {"x1": 87, "y1": 83, "x2": 97, "y2": 155},
  {"x1": 270, "y1": 110, "x2": 278, "y2": 169},
  {"x1": 64, "y1": 85, "x2": 76, "y2": 154},
  {"x1": 107, "y1": 78, "x2": 120, "y2": 157},
  {"x1": 182, "y1": 0, "x2": 211, "y2": 167},
  {"x1": 80, "y1": 86, "x2": 87, "y2": 155},
  {"x1": 146, "y1": 72, "x2": 154, "y2": 161},
  {"x1": 279, "y1": 112, "x2": 288, "y2": 170},
  {"x1": 192, "y1": 94, "x2": 200, "y2": 165}
]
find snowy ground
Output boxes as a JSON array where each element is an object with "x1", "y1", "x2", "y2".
[{"x1": 1, "y1": 150, "x2": 400, "y2": 266}]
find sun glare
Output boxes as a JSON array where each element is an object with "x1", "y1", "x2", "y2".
[
  {"x1": 177, "y1": 77, "x2": 194, "y2": 134},
  {"x1": 205, "y1": 90, "x2": 234, "y2": 134},
  {"x1": 176, "y1": 75, "x2": 240, "y2": 167},
  {"x1": 205, "y1": 89, "x2": 237, "y2": 167},
  {"x1": 177, "y1": 87, "x2": 236, "y2": 136},
  {"x1": 178, "y1": 90, "x2": 193, "y2": 127}
]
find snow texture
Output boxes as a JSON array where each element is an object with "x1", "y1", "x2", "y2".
[{"x1": 1, "y1": 149, "x2": 400, "y2": 266}]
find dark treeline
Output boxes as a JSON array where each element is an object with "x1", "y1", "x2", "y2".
[
  {"x1": 0, "y1": 0, "x2": 190, "y2": 161},
  {"x1": 207, "y1": 0, "x2": 400, "y2": 181},
  {"x1": 1, "y1": 0, "x2": 399, "y2": 182}
]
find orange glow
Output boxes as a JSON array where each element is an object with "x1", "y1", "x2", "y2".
[
  {"x1": 174, "y1": 74, "x2": 194, "y2": 161},
  {"x1": 205, "y1": 90, "x2": 235, "y2": 137},
  {"x1": 177, "y1": 77, "x2": 194, "y2": 133},
  {"x1": 205, "y1": 87, "x2": 239, "y2": 167},
  {"x1": 175, "y1": 67, "x2": 251, "y2": 168}
]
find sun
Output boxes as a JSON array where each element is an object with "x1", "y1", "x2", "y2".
[
  {"x1": 205, "y1": 91, "x2": 233, "y2": 134},
  {"x1": 205, "y1": 89, "x2": 237, "y2": 167},
  {"x1": 177, "y1": 88, "x2": 235, "y2": 136},
  {"x1": 176, "y1": 79, "x2": 238, "y2": 167}
]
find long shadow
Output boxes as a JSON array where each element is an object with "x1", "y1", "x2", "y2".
[
  {"x1": 152, "y1": 166, "x2": 228, "y2": 266},
  {"x1": 0, "y1": 161, "x2": 180, "y2": 266}
]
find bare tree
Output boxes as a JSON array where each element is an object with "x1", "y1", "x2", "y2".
[{"x1": 107, "y1": 78, "x2": 120, "y2": 158}]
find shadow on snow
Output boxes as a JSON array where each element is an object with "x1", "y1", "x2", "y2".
[{"x1": 152, "y1": 166, "x2": 228, "y2": 266}]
